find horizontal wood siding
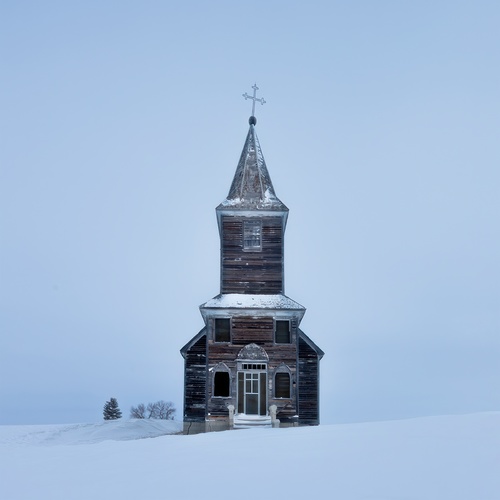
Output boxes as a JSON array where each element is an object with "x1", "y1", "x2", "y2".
[
  {"x1": 231, "y1": 316, "x2": 274, "y2": 345},
  {"x1": 298, "y1": 336, "x2": 320, "y2": 425},
  {"x1": 183, "y1": 334, "x2": 207, "y2": 422},
  {"x1": 209, "y1": 396, "x2": 232, "y2": 416},
  {"x1": 207, "y1": 315, "x2": 298, "y2": 417},
  {"x1": 221, "y1": 216, "x2": 284, "y2": 294}
]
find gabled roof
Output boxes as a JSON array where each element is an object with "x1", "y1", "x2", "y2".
[
  {"x1": 298, "y1": 329, "x2": 325, "y2": 360},
  {"x1": 179, "y1": 327, "x2": 206, "y2": 359},
  {"x1": 217, "y1": 120, "x2": 288, "y2": 212}
]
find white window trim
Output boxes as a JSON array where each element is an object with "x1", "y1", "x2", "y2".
[
  {"x1": 213, "y1": 370, "x2": 231, "y2": 398},
  {"x1": 274, "y1": 371, "x2": 292, "y2": 399},
  {"x1": 214, "y1": 317, "x2": 231, "y2": 343},
  {"x1": 274, "y1": 318, "x2": 291, "y2": 344},
  {"x1": 243, "y1": 219, "x2": 262, "y2": 252}
]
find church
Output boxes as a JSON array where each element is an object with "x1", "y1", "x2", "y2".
[{"x1": 181, "y1": 90, "x2": 324, "y2": 433}]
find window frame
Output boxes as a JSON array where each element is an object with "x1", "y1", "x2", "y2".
[
  {"x1": 243, "y1": 219, "x2": 262, "y2": 252},
  {"x1": 214, "y1": 317, "x2": 231, "y2": 343},
  {"x1": 213, "y1": 371, "x2": 231, "y2": 398},
  {"x1": 274, "y1": 319, "x2": 291, "y2": 344},
  {"x1": 274, "y1": 372, "x2": 291, "y2": 399}
]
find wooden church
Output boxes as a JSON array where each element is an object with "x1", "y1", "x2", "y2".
[{"x1": 181, "y1": 96, "x2": 324, "y2": 433}]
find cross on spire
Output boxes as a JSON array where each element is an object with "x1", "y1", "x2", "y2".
[{"x1": 243, "y1": 84, "x2": 266, "y2": 118}]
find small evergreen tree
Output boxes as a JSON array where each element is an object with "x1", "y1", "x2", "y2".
[{"x1": 103, "y1": 397, "x2": 122, "y2": 420}]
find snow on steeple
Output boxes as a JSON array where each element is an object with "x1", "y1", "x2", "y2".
[{"x1": 217, "y1": 117, "x2": 288, "y2": 212}]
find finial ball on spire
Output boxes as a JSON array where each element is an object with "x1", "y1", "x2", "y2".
[{"x1": 249, "y1": 116, "x2": 257, "y2": 125}]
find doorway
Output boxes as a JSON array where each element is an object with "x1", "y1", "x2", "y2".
[{"x1": 237, "y1": 370, "x2": 267, "y2": 416}]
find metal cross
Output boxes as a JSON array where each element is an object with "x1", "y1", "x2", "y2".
[{"x1": 242, "y1": 84, "x2": 266, "y2": 117}]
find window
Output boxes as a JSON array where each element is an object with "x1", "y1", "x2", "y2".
[
  {"x1": 275, "y1": 320, "x2": 291, "y2": 343},
  {"x1": 275, "y1": 372, "x2": 291, "y2": 398},
  {"x1": 214, "y1": 318, "x2": 230, "y2": 342},
  {"x1": 214, "y1": 372, "x2": 230, "y2": 397},
  {"x1": 243, "y1": 220, "x2": 262, "y2": 251},
  {"x1": 242, "y1": 363, "x2": 266, "y2": 370}
]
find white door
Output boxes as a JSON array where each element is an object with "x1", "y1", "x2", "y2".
[{"x1": 237, "y1": 371, "x2": 267, "y2": 415}]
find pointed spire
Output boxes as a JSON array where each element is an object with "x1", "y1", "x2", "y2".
[{"x1": 217, "y1": 120, "x2": 287, "y2": 211}]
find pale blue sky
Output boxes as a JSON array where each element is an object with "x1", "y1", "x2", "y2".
[{"x1": 1, "y1": 1, "x2": 499, "y2": 424}]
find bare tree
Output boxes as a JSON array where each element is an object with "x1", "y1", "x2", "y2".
[
  {"x1": 130, "y1": 403, "x2": 146, "y2": 419},
  {"x1": 146, "y1": 401, "x2": 157, "y2": 419},
  {"x1": 145, "y1": 400, "x2": 176, "y2": 420},
  {"x1": 156, "y1": 400, "x2": 176, "y2": 420}
]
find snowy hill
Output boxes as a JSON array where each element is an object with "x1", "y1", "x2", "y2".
[
  {"x1": 0, "y1": 413, "x2": 498, "y2": 500},
  {"x1": 0, "y1": 418, "x2": 182, "y2": 446}
]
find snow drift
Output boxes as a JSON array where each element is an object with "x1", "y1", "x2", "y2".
[{"x1": 0, "y1": 412, "x2": 498, "y2": 500}]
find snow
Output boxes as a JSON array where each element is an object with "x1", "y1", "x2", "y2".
[
  {"x1": 263, "y1": 187, "x2": 277, "y2": 203},
  {"x1": 224, "y1": 187, "x2": 281, "y2": 209},
  {"x1": 0, "y1": 419, "x2": 181, "y2": 446},
  {"x1": 201, "y1": 293, "x2": 305, "y2": 310},
  {"x1": 1, "y1": 413, "x2": 499, "y2": 500},
  {"x1": 219, "y1": 196, "x2": 242, "y2": 206},
  {"x1": 218, "y1": 190, "x2": 278, "y2": 207}
]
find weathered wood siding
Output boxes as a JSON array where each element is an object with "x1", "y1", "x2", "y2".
[
  {"x1": 207, "y1": 316, "x2": 298, "y2": 363},
  {"x1": 183, "y1": 333, "x2": 207, "y2": 422},
  {"x1": 298, "y1": 334, "x2": 320, "y2": 425},
  {"x1": 206, "y1": 315, "x2": 299, "y2": 419},
  {"x1": 221, "y1": 216, "x2": 284, "y2": 294},
  {"x1": 231, "y1": 316, "x2": 274, "y2": 345}
]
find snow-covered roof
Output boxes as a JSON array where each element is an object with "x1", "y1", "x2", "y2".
[
  {"x1": 216, "y1": 123, "x2": 288, "y2": 212},
  {"x1": 200, "y1": 294, "x2": 305, "y2": 310}
]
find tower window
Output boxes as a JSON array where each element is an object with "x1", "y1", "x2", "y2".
[
  {"x1": 214, "y1": 372, "x2": 230, "y2": 397},
  {"x1": 275, "y1": 372, "x2": 291, "y2": 398},
  {"x1": 275, "y1": 320, "x2": 291, "y2": 343},
  {"x1": 243, "y1": 220, "x2": 262, "y2": 251},
  {"x1": 214, "y1": 318, "x2": 231, "y2": 342}
]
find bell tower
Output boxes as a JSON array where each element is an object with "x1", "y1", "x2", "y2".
[{"x1": 216, "y1": 115, "x2": 288, "y2": 295}]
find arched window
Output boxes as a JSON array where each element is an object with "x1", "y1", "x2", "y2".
[
  {"x1": 274, "y1": 372, "x2": 291, "y2": 398},
  {"x1": 214, "y1": 371, "x2": 230, "y2": 397}
]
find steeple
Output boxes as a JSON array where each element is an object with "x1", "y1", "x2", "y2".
[
  {"x1": 217, "y1": 119, "x2": 288, "y2": 212},
  {"x1": 215, "y1": 110, "x2": 289, "y2": 295}
]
